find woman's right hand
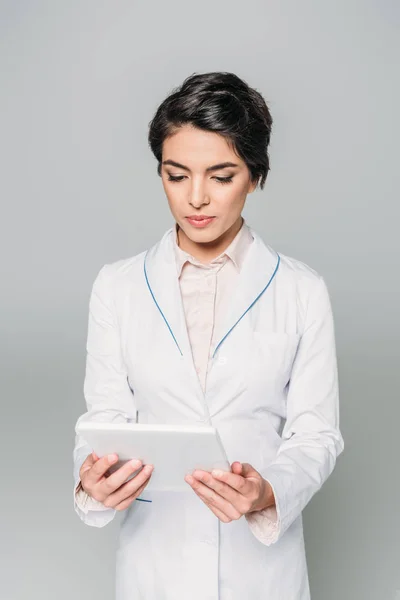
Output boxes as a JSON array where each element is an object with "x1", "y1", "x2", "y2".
[{"x1": 79, "y1": 452, "x2": 154, "y2": 511}]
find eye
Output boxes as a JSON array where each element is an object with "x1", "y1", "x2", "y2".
[
  {"x1": 167, "y1": 175, "x2": 186, "y2": 183},
  {"x1": 166, "y1": 175, "x2": 233, "y2": 184},
  {"x1": 213, "y1": 176, "x2": 233, "y2": 184}
]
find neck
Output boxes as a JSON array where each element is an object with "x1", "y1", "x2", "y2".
[{"x1": 176, "y1": 216, "x2": 244, "y2": 264}]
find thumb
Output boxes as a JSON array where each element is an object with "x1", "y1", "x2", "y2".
[
  {"x1": 231, "y1": 461, "x2": 243, "y2": 474},
  {"x1": 240, "y1": 462, "x2": 259, "y2": 478}
]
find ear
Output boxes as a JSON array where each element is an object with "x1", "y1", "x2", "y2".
[{"x1": 247, "y1": 178, "x2": 258, "y2": 194}]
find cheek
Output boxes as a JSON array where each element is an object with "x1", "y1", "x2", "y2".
[
  {"x1": 215, "y1": 182, "x2": 247, "y2": 207},
  {"x1": 164, "y1": 186, "x2": 185, "y2": 212}
]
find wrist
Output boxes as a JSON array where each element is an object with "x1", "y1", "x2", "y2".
[{"x1": 261, "y1": 479, "x2": 275, "y2": 511}]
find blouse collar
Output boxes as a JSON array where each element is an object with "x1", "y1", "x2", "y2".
[{"x1": 173, "y1": 217, "x2": 254, "y2": 278}]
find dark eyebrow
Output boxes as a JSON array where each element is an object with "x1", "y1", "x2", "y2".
[{"x1": 162, "y1": 160, "x2": 239, "y2": 172}]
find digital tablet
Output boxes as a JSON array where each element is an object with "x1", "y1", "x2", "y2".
[{"x1": 75, "y1": 421, "x2": 232, "y2": 492}]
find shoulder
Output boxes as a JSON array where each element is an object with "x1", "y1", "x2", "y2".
[
  {"x1": 90, "y1": 250, "x2": 147, "y2": 299},
  {"x1": 272, "y1": 248, "x2": 333, "y2": 316},
  {"x1": 275, "y1": 250, "x2": 334, "y2": 321},
  {"x1": 251, "y1": 226, "x2": 325, "y2": 294},
  {"x1": 103, "y1": 251, "x2": 146, "y2": 279},
  {"x1": 277, "y1": 251, "x2": 323, "y2": 284}
]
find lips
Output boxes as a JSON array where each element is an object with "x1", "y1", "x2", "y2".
[
  {"x1": 185, "y1": 216, "x2": 216, "y2": 228},
  {"x1": 186, "y1": 215, "x2": 214, "y2": 220}
]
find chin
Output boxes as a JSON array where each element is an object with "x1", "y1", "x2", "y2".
[{"x1": 180, "y1": 223, "x2": 218, "y2": 242}]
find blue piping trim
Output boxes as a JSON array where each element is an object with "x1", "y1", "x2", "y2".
[
  {"x1": 143, "y1": 251, "x2": 183, "y2": 356},
  {"x1": 136, "y1": 498, "x2": 152, "y2": 503},
  {"x1": 212, "y1": 253, "x2": 281, "y2": 358}
]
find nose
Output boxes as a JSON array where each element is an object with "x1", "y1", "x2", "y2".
[{"x1": 189, "y1": 180, "x2": 210, "y2": 208}]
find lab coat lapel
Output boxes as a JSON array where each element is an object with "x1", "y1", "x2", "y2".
[
  {"x1": 211, "y1": 227, "x2": 281, "y2": 356},
  {"x1": 143, "y1": 227, "x2": 194, "y2": 359},
  {"x1": 143, "y1": 225, "x2": 281, "y2": 362}
]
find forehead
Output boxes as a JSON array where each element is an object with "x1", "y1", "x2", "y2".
[{"x1": 162, "y1": 125, "x2": 243, "y2": 167}]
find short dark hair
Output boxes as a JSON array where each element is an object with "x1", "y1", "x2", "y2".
[{"x1": 148, "y1": 71, "x2": 273, "y2": 190}]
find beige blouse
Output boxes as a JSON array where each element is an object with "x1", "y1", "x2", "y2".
[{"x1": 174, "y1": 218, "x2": 253, "y2": 393}]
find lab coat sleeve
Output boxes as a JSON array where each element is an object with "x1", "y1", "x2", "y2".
[
  {"x1": 73, "y1": 263, "x2": 137, "y2": 528},
  {"x1": 245, "y1": 275, "x2": 344, "y2": 546}
]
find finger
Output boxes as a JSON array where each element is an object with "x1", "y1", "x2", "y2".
[
  {"x1": 190, "y1": 483, "x2": 238, "y2": 522},
  {"x1": 79, "y1": 452, "x2": 95, "y2": 475},
  {"x1": 84, "y1": 455, "x2": 141, "y2": 494},
  {"x1": 98, "y1": 458, "x2": 144, "y2": 497},
  {"x1": 231, "y1": 461, "x2": 243, "y2": 474},
  {"x1": 239, "y1": 462, "x2": 260, "y2": 478},
  {"x1": 187, "y1": 477, "x2": 242, "y2": 521},
  {"x1": 79, "y1": 453, "x2": 98, "y2": 484},
  {"x1": 87, "y1": 454, "x2": 122, "y2": 484},
  {"x1": 199, "y1": 498, "x2": 232, "y2": 523},
  {"x1": 114, "y1": 464, "x2": 154, "y2": 497},
  {"x1": 79, "y1": 453, "x2": 116, "y2": 500},
  {"x1": 113, "y1": 477, "x2": 152, "y2": 511},
  {"x1": 192, "y1": 469, "x2": 251, "y2": 506},
  {"x1": 103, "y1": 465, "x2": 153, "y2": 507},
  {"x1": 209, "y1": 468, "x2": 252, "y2": 496}
]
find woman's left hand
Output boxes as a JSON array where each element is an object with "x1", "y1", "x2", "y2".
[{"x1": 184, "y1": 462, "x2": 275, "y2": 523}]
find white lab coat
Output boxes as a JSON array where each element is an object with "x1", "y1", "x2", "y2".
[{"x1": 73, "y1": 224, "x2": 344, "y2": 600}]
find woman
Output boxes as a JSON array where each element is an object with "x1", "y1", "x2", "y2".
[{"x1": 73, "y1": 71, "x2": 344, "y2": 600}]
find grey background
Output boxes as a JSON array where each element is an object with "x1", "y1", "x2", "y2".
[{"x1": 1, "y1": 1, "x2": 399, "y2": 599}]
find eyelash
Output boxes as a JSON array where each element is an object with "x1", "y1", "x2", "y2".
[{"x1": 167, "y1": 175, "x2": 233, "y2": 185}]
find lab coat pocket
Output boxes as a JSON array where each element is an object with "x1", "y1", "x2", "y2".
[{"x1": 248, "y1": 331, "x2": 300, "y2": 393}]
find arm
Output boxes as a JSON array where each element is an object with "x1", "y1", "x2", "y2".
[
  {"x1": 246, "y1": 275, "x2": 344, "y2": 545},
  {"x1": 73, "y1": 263, "x2": 137, "y2": 527}
]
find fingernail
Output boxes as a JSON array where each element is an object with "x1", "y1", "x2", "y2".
[
  {"x1": 108, "y1": 454, "x2": 118, "y2": 463},
  {"x1": 130, "y1": 459, "x2": 141, "y2": 468},
  {"x1": 143, "y1": 465, "x2": 153, "y2": 473}
]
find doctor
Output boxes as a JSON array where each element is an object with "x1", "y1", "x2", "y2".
[{"x1": 73, "y1": 71, "x2": 344, "y2": 600}]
